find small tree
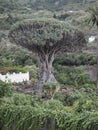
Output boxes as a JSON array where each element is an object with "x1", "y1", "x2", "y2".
[{"x1": 9, "y1": 18, "x2": 86, "y2": 93}]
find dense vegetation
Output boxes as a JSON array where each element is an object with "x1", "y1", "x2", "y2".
[
  {"x1": 0, "y1": 0, "x2": 98, "y2": 130},
  {"x1": 0, "y1": 81, "x2": 98, "y2": 130}
]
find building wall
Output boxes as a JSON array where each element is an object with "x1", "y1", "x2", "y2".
[{"x1": 0, "y1": 72, "x2": 29, "y2": 83}]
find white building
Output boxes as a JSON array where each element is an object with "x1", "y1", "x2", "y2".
[
  {"x1": 0, "y1": 72, "x2": 29, "y2": 83},
  {"x1": 88, "y1": 36, "x2": 96, "y2": 43}
]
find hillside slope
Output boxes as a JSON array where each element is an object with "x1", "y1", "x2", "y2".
[{"x1": 0, "y1": 0, "x2": 98, "y2": 12}]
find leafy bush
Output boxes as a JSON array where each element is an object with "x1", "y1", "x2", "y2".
[
  {"x1": 73, "y1": 99, "x2": 98, "y2": 112},
  {"x1": 55, "y1": 65, "x2": 95, "y2": 89},
  {"x1": 0, "y1": 66, "x2": 27, "y2": 74},
  {"x1": 0, "y1": 42, "x2": 36, "y2": 68},
  {"x1": 81, "y1": 83, "x2": 95, "y2": 90},
  {"x1": 25, "y1": 65, "x2": 39, "y2": 79},
  {"x1": 43, "y1": 82, "x2": 59, "y2": 99},
  {"x1": 0, "y1": 80, "x2": 13, "y2": 97},
  {"x1": 43, "y1": 99, "x2": 64, "y2": 110},
  {"x1": 63, "y1": 88, "x2": 98, "y2": 107},
  {"x1": 54, "y1": 91, "x2": 64, "y2": 102},
  {"x1": 54, "y1": 53, "x2": 96, "y2": 66},
  {"x1": 0, "y1": 58, "x2": 13, "y2": 69},
  {"x1": 63, "y1": 89, "x2": 84, "y2": 106},
  {"x1": 12, "y1": 93, "x2": 34, "y2": 105},
  {"x1": 0, "y1": 86, "x2": 98, "y2": 130},
  {"x1": 0, "y1": 103, "x2": 98, "y2": 130}
]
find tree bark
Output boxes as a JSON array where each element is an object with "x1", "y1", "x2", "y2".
[{"x1": 34, "y1": 53, "x2": 57, "y2": 94}]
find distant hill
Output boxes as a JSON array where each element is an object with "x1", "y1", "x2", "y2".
[{"x1": 0, "y1": 0, "x2": 98, "y2": 12}]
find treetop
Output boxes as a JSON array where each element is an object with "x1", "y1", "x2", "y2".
[{"x1": 9, "y1": 18, "x2": 86, "y2": 53}]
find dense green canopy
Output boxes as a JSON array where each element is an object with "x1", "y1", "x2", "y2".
[{"x1": 9, "y1": 18, "x2": 86, "y2": 53}]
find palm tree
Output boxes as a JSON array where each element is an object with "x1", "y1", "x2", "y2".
[{"x1": 88, "y1": 6, "x2": 98, "y2": 91}]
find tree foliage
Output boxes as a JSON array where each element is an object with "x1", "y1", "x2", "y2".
[{"x1": 9, "y1": 18, "x2": 86, "y2": 53}]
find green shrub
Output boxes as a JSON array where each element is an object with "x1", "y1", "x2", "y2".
[
  {"x1": 0, "y1": 93, "x2": 36, "y2": 107},
  {"x1": 12, "y1": 93, "x2": 34, "y2": 106},
  {"x1": 0, "y1": 66, "x2": 27, "y2": 74},
  {"x1": 55, "y1": 65, "x2": 95, "y2": 89},
  {"x1": 25, "y1": 65, "x2": 39, "y2": 80},
  {"x1": 0, "y1": 58, "x2": 13, "y2": 69},
  {"x1": 0, "y1": 103, "x2": 98, "y2": 130},
  {"x1": 63, "y1": 88, "x2": 98, "y2": 107},
  {"x1": 73, "y1": 99, "x2": 98, "y2": 112},
  {"x1": 54, "y1": 91, "x2": 64, "y2": 102},
  {"x1": 43, "y1": 99, "x2": 64, "y2": 110},
  {"x1": 81, "y1": 83, "x2": 95, "y2": 90},
  {"x1": 0, "y1": 80, "x2": 13, "y2": 98},
  {"x1": 63, "y1": 90, "x2": 84, "y2": 106},
  {"x1": 43, "y1": 82, "x2": 59, "y2": 99},
  {"x1": 54, "y1": 53, "x2": 96, "y2": 66}
]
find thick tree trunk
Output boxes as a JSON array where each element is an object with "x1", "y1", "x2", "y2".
[{"x1": 34, "y1": 53, "x2": 57, "y2": 94}]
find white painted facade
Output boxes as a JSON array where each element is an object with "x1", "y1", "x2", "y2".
[
  {"x1": 0, "y1": 72, "x2": 29, "y2": 83},
  {"x1": 68, "y1": 10, "x2": 74, "y2": 13},
  {"x1": 88, "y1": 36, "x2": 96, "y2": 43}
]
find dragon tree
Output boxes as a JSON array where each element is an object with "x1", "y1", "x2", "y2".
[{"x1": 9, "y1": 18, "x2": 86, "y2": 93}]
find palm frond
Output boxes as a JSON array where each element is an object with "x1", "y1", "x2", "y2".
[{"x1": 88, "y1": 5, "x2": 98, "y2": 26}]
